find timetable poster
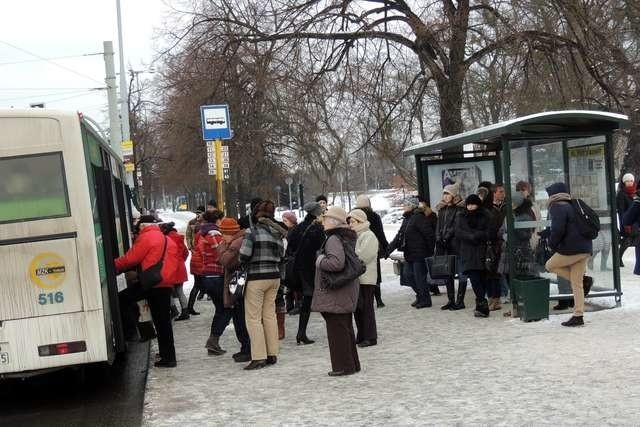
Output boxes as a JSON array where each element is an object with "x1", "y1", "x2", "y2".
[{"x1": 568, "y1": 144, "x2": 607, "y2": 211}]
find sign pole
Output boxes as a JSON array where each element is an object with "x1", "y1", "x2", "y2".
[{"x1": 215, "y1": 139, "x2": 224, "y2": 212}]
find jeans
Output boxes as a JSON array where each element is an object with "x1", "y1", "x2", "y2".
[
  {"x1": 403, "y1": 260, "x2": 431, "y2": 305},
  {"x1": 202, "y1": 275, "x2": 232, "y2": 337}
]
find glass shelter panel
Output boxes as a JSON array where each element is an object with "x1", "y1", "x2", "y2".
[{"x1": 507, "y1": 137, "x2": 615, "y2": 299}]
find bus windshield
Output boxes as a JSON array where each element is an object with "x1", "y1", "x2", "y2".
[{"x1": 0, "y1": 152, "x2": 70, "y2": 223}]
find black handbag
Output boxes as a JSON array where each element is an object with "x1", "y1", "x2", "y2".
[
  {"x1": 484, "y1": 241, "x2": 498, "y2": 272},
  {"x1": 426, "y1": 255, "x2": 456, "y2": 279},
  {"x1": 534, "y1": 236, "x2": 552, "y2": 266},
  {"x1": 228, "y1": 266, "x2": 249, "y2": 304},
  {"x1": 139, "y1": 237, "x2": 168, "y2": 291}
]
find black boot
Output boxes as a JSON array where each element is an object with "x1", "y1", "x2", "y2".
[
  {"x1": 175, "y1": 312, "x2": 190, "y2": 321},
  {"x1": 187, "y1": 286, "x2": 200, "y2": 315},
  {"x1": 170, "y1": 304, "x2": 180, "y2": 319},
  {"x1": 441, "y1": 280, "x2": 456, "y2": 310},
  {"x1": 583, "y1": 275, "x2": 593, "y2": 297},
  {"x1": 375, "y1": 285, "x2": 385, "y2": 308},
  {"x1": 451, "y1": 281, "x2": 467, "y2": 310},
  {"x1": 552, "y1": 300, "x2": 571, "y2": 310},
  {"x1": 430, "y1": 285, "x2": 441, "y2": 296},
  {"x1": 296, "y1": 311, "x2": 315, "y2": 345},
  {"x1": 561, "y1": 315, "x2": 584, "y2": 327},
  {"x1": 474, "y1": 298, "x2": 489, "y2": 317}
]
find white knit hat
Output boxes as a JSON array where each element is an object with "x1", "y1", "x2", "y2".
[
  {"x1": 355, "y1": 195, "x2": 371, "y2": 208},
  {"x1": 623, "y1": 173, "x2": 635, "y2": 183}
]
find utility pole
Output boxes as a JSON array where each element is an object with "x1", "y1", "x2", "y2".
[
  {"x1": 103, "y1": 41, "x2": 122, "y2": 158},
  {"x1": 116, "y1": 0, "x2": 135, "y2": 189},
  {"x1": 285, "y1": 177, "x2": 293, "y2": 209}
]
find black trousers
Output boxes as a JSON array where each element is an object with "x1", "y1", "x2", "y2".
[
  {"x1": 120, "y1": 286, "x2": 176, "y2": 363},
  {"x1": 321, "y1": 312, "x2": 360, "y2": 374},
  {"x1": 354, "y1": 286, "x2": 377, "y2": 342},
  {"x1": 232, "y1": 297, "x2": 251, "y2": 354}
]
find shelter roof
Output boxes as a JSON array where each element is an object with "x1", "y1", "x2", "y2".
[{"x1": 403, "y1": 110, "x2": 630, "y2": 156}]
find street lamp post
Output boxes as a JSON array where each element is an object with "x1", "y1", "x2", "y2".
[
  {"x1": 285, "y1": 177, "x2": 293, "y2": 209},
  {"x1": 275, "y1": 185, "x2": 281, "y2": 207}
]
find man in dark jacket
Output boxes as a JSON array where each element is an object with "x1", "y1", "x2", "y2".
[
  {"x1": 286, "y1": 201, "x2": 325, "y2": 344},
  {"x1": 355, "y1": 195, "x2": 389, "y2": 307},
  {"x1": 544, "y1": 182, "x2": 593, "y2": 327},
  {"x1": 388, "y1": 197, "x2": 436, "y2": 308}
]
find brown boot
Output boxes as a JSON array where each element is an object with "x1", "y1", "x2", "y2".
[
  {"x1": 277, "y1": 312, "x2": 285, "y2": 340},
  {"x1": 488, "y1": 298, "x2": 501, "y2": 311}
]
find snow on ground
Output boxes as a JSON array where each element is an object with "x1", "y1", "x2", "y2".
[{"x1": 144, "y1": 214, "x2": 640, "y2": 425}]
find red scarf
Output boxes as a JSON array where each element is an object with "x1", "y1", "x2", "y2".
[{"x1": 624, "y1": 184, "x2": 637, "y2": 197}]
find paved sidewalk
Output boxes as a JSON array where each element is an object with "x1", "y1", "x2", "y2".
[{"x1": 143, "y1": 258, "x2": 640, "y2": 426}]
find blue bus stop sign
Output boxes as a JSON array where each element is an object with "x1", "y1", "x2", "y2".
[{"x1": 200, "y1": 104, "x2": 232, "y2": 140}]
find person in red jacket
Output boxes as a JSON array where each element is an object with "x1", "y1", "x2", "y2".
[
  {"x1": 187, "y1": 215, "x2": 206, "y2": 315},
  {"x1": 198, "y1": 210, "x2": 232, "y2": 355},
  {"x1": 115, "y1": 215, "x2": 180, "y2": 368},
  {"x1": 161, "y1": 222, "x2": 190, "y2": 321}
]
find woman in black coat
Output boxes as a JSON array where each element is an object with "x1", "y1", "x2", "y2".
[
  {"x1": 456, "y1": 194, "x2": 492, "y2": 317},
  {"x1": 388, "y1": 198, "x2": 436, "y2": 308},
  {"x1": 435, "y1": 185, "x2": 467, "y2": 310},
  {"x1": 286, "y1": 202, "x2": 325, "y2": 344}
]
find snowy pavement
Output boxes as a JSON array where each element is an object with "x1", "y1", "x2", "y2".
[{"x1": 142, "y1": 233, "x2": 640, "y2": 426}]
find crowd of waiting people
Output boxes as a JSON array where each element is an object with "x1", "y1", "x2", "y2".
[{"x1": 113, "y1": 174, "x2": 634, "y2": 373}]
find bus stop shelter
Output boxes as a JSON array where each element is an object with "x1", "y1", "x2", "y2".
[{"x1": 403, "y1": 110, "x2": 630, "y2": 307}]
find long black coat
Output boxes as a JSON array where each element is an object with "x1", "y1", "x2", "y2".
[
  {"x1": 435, "y1": 202, "x2": 464, "y2": 255},
  {"x1": 403, "y1": 209, "x2": 436, "y2": 262},
  {"x1": 457, "y1": 208, "x2": 491, "y2": 273},
  {"x1": 287, "y1": 214, "x2": 325, "y2": 296}
]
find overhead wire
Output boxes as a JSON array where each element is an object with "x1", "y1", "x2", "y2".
[
  {"x1": 0, "y1": 40, "x2": 104, "y2": 85},
  {"x1": 0, "y1": 88, "x2": 102, "y2": 102},
  {"x1": 0, "y1": 52, "x2": 103, "y2": 67}
]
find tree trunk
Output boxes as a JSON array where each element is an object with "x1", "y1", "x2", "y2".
[
  {"x1": 437, "y1": 77, "x2": 465, "y2": 137},
  {"x1": 620, "y1": 109, "x2": 640, "y2": 180}
]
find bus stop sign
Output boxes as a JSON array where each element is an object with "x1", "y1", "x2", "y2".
[{"x1": 200, "y1": 104, "x2": 232, "y2": 140}]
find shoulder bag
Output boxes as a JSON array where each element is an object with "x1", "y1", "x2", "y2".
[
  {"x1": 228, "y1": 265, "x2": 249, "y2": 304},
  {"x1": 320, "y1": 238, "x2": 366, "y2": 290},
  {"x1": 426, "y1": 255, "x2": 457, "y2": 279},
  {"x1": 139, "y1": 237, "x2": 168, "y2": 291}
]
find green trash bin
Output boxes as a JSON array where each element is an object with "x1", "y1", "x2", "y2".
[{"x1": 512, "y1": 276, "x2": 550, "y2": 322}]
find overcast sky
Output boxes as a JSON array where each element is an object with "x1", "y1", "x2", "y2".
[{"x1": 0, "y1": 0, "x2": 172, "y2": 127}]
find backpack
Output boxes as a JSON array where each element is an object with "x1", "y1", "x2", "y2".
[{"x1": 570, "y1": 199, "x2": 600, "y2": 240}]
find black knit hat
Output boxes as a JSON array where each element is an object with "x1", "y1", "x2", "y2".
[
  {"x1": 138, "y1": 215, "x2": 158, "y2": 224},
  {"x1": 316, "y1": 194, "x2": 328, "y2": 203},
  {"x1": 207, "y1": 199, "x2": 217, "y2": 208},
  {"x1": 465, "y1": 194, "x2": 482, "y2": 207}
]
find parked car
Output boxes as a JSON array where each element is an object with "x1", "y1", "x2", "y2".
[{"x1": 382, "y1": 208, "x2": 404, "y2": 224}]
